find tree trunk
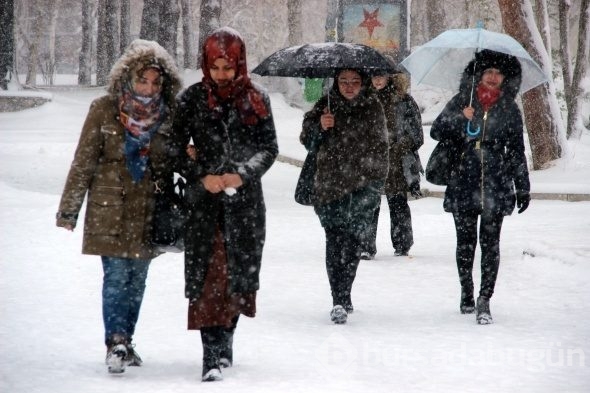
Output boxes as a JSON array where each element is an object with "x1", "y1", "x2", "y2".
[
  {"x1": 197, "y1": 0, "x2": 222, "y2": 67},
  {"x1": 180, "y1": 0, "x2": 193, "y2": 68},
  {"x1": 498, "y1": 0, "x2": 562, "y2": 169},
  {"x1": 78, "y1": 0, "x2": 92, "y2": 85},
  {"x1": 559, "y1": 0, "x2": 572, "y2": 98},
  {"x1": 0, "y1": 0, "x2": 14, "y2": 90},
  {"x1": 96, "y1": 0, "x2": 118, "y2": 86},
  {"x1": 140, "y1": 0, "x2": 160, "y2": 42},
  {"x1": 47, "y1": 1, "x2": 60, "y2": 85},
  {"x1": 157, "y1": 0, "x2": 180, "y2": 58},
  {"x1": 25, "y1": 0, "x2": 42, "y2": 86},
  {"x1": 534, "y1": 0, "x2": 551, "y2": 50},
  {"x1": 567, "y1": 0, "x2": 590, "y2": 139},
  {"x1": 287, "y1": 0, "x2": 303, "y2": 46},
  {"x1": 120, "y1": 0, "x2": 131, "y2": 54},
  {"x1": 426, "y1": 0, "x2": 445, "y2": 39}
]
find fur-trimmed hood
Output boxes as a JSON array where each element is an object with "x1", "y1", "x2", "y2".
[
  {"x1": 107, "y1": 39, "x2": 182, "y2": 105},
  {"x1": 459, "y1": 49, "x2": 522, "y2": 101}
]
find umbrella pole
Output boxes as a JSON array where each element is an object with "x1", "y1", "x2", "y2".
[{"x1": 468, "y1": 60, "x2": 477, "y2": 107}]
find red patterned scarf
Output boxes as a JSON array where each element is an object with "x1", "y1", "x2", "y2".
[{"x1": 201, "y1": 28, "x2": 269, "y2": 125}]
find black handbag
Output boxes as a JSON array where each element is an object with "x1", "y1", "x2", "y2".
[
  {"x1": 425, "y1": 140, "x2": 454, "y2": 186},
  {"x1": 151, "y1": 177, "x2": 187, "y2": 252},
  {"x1": 294, "y1": 149, "x2": 317, "y2": 206}
]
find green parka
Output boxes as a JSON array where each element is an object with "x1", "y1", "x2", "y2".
[{"x1": 56, "y1": 40, "x2": 182, "y2": 260}]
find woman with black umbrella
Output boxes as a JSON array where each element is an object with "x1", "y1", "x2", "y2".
[
  {"x1": 430, "y1": 49, "x2": 531, "y2": 324},
  {"x1": 301, "y1": 68, "x2": 388, "y2": 324}
]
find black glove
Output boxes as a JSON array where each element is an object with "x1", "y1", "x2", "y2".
[{"x1": 516, "y1": 192, "x2": 530, "y2": 214}]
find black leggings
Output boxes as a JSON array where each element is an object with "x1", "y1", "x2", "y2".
[
  {"x1": 453, "y1": 212, "x2": 504, "y2": 299},
  {"x1": 325, "y1": 227, "x2": 361, "y2": 307}
]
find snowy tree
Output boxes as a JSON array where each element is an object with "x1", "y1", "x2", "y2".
[
  {"x1": 425, "y1": 0, "x2": 445, "y2": 39},
  {"x1": 287, "y1": 0, "x2": 303, "y2": 46},
  {"x1": 24, "y1": 0, "x2": 43, "y2": 86},
  {"x1": 120, "y1": 0, "x2": 131, "y2": 54},
  {"x1": 140, "y1": 0, "x2": 180, "y2": 59},
  {"x1": 78, "y1": 0, "x2": 93, "y2": 85},
  {"x1": 96, "y1": 0, "x2": 118, "y2": 86},
  {"x1": 180, "y1": 0, "x2": 194, "y2": 68},
  {"x1": 498, "y1": 0, "x2": 564, "y2": 170},
  {"x1": 0, "y1": 0, "x2": 14, "y2": 90},
  {"x1": 561, "y1": 0, "x2": 590, "y2": 139},
  {"x1": 197, "y1": 0, "x2": 222, "y2": 67}
]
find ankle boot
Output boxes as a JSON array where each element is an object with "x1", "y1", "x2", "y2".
[
  {"x1": 220, "y1": 315, "x2": 238, "y2": 368},
  {"x1": 219, "y1": 329, "x2": 234, "y2": 368},
  {"x1": 201, "y1": 327, "x2": 223, "y2": 381},
  {"x1": 476, "y1": 296, "x2": 493, "y2": 325},
  {"x1": 105, "y1": 333, "x2": 129, "y2": 374},
  {"x1": 460, "y1": 287, "x2": 475, "y2": 314}
]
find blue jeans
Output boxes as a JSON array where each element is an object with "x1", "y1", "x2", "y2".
[{"x1": 101, "y1": 256, "x2": 151, "y2": 344}]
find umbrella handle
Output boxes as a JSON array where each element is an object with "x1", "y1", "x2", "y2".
[{"x1": 466, "y1": 121, "x2": 480, "y2": 137}]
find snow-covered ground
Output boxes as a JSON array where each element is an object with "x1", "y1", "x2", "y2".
[{"x1": 1, "y1": 75, "x2": 589, "y2": 392}]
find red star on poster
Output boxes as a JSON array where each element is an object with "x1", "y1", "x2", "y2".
[{"x1": 358, "y1": 8, "x2": 383, "y2": 39}]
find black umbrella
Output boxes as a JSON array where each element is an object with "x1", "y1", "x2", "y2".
[{"x1": 252, "y1": 42, "x2": 396, "y2": 78}]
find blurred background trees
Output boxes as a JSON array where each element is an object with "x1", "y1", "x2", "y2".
[{"x1": 4, "y1": 0, "x2": 589, "y2": 167}]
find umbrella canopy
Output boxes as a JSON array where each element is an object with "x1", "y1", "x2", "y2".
[
  {"x1": 252, "y1": 42, "x2": 396, "y2": 79},
  {"x1": 400, "y1": 28, "x2": 548, "y2": 93}
]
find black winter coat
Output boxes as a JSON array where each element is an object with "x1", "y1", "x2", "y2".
[
  {"x1": 430, "y1": 68, "x2": 530, "y2": 216},
  {"x1": 301, "y1": 86, "x2": 388, "y2": 235},
  {"x1": 171, "y1": 82, "x2": 278, "y2": 299},
  {"x1": 371, "y1": 74, "x2": 423, "y2": 195}
]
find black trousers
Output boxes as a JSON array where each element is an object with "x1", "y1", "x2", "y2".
[
  {"x1": 362, "y1": 192, "x2": 414, "y2": 254},
  {"x1": 325, "y1": 227, "x2": 361, "y2": 307},
  {"x1": 452, "y1": 211, "x2": 504, "y2": 299}
]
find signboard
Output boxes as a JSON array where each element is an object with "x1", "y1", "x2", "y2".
[{"x1": 336, "y1": 0, "x2": 408, "y2": 64}]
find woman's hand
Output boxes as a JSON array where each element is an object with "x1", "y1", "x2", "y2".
[
  {"x1": 463, "y1": 106, "x2": 475, "y2": 120},
  {"x1": 201, "y1": 174, "x2": 225, "y2": 193},
  {"x1": 320, "y1": 108, "x2": 334, "y2": 131},
  {"x1": 220, "y1": 173, "x2": 243, "y2": 189},
  {"x1": 201, "y1": 173, "x2": 243, "y2": 194},
  {"x1": 186, "y1": 144, "x2": 197, "y2": 160}
]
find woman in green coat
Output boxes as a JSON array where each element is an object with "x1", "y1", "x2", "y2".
[{"x1": 56, "y1": 40, "x2": 181, "y2": 373}]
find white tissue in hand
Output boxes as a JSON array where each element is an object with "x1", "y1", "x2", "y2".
[{"x1": 224, "y1": 187, "x2": 237, "y2": 196}]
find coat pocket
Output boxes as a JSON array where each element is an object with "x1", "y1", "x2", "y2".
[{"x1": 85, "y1": 186, "x2": 125, "y2": 235}]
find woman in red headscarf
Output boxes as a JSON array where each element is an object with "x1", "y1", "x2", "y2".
[{"x1": 171, "y1": 27, "x2": 278, "y2": 382}]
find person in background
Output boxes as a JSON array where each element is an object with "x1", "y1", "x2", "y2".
[
  {"x1": 301, "y1": 68, "x2": 388, "y2": 324},
  {"x1": 360, "y1": 71, "x2": 424, "y2": 259},
  {"x1": 430, "y1": 49, "x2": 531, "y2": 324},
  {"x1": 171, "y1": 27, "x2": 278, "y2": 382},
  {"x1": 56, "y1": 40, "x2": 181, "y2": 373}
]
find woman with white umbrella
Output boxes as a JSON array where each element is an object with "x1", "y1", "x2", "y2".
[{"x1": 430, "y1": 49, "x2": 531, "y2": 325}]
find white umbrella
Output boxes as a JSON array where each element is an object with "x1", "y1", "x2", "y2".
[{"x1": 400, "y1": 27, "x2": 548, "y2": 93}]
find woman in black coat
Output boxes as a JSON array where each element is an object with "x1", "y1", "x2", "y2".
[
  {"x1": 171, "y1": 27, "x2": 278, "y2": 381},
  {"x1": 301, "y1": 68, "x2": 388, "y2": 324},
  {"x1": 361, "y1": 72, "x2": 424, "y2": 259},
  {"x1": 430, "y1": 49, "x2": 531, "y2": 324}
]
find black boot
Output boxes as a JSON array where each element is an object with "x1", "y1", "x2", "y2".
[
  {"x1": 200, "y1": 327, "x2": 223, "y2": 382},
  {"x1": 460, "y1": 287, "x2": 475, "y2": 314},
  {"x1": 476, "y1": 296, "x2": 493, "y2": 325},
  {"x1": 220, "y1": 316, "x2": 238, "y2": 368}
]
